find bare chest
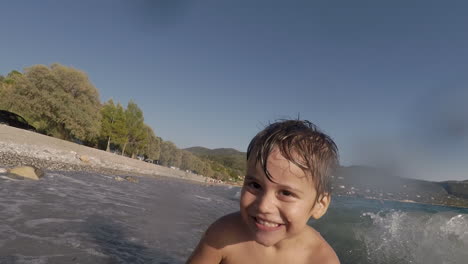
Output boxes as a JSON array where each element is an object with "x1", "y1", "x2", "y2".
[{"x1": 220, "y1": 245, "x2": 313, "y2": 264}]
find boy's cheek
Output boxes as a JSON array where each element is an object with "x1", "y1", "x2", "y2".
[
  {"x1": 239, "y1": 188, "x2": 249, "y2": 203},
  {"x1": 239, "y1": 188, "x2": 247, "y2": 204},
  {"x1": 240, "y1": 185, "x2": 253, "y2": 198},
  {"x1": 239, "y1": 190, "x2": 255, "y2": 210}
]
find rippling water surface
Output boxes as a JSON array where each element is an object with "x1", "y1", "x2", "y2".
[
  {"x1": 314, "y1": 196, "x2": 468, "y2": 264},
  {"x1": 0, "y1": 171, "x2": 466, "y2": 264}
]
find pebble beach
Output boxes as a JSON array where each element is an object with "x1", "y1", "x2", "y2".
[{"x1": 0, "y1": 124, "x2": 208, "y2": 181}]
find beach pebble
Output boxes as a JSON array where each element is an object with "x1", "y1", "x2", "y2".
[
  {"x1": 78, "y1": 154, "x2": 90, "y2": 163},
  {"x1": 8, "y1": 166, "x2": 44, "y2": 180},
  {"x1": 124, "y1": 176, "x2": 139, "y2": 183},
  {"x1": 114, "y1": 176, "x2": 125, "y2": 181}
]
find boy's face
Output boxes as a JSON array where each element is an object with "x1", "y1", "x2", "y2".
[{"x1": 240, "y1": 148, "x2": 330, "y2": 247}]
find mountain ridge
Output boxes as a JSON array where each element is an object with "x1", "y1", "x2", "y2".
[{"x1": 184, "y1": 146, "x2": 246, "y2": 156}]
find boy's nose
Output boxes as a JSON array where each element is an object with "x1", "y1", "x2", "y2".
[{"x1": 255, "y1": 193, "x2": 276, "y2": 214}]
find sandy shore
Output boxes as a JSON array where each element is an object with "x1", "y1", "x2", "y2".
[{"x1": 0, "y1": 124, "x2": 207, "y2": 182}]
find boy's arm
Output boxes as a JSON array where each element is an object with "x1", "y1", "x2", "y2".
[
  {"x1": 186, "y1": 233, "x2": 223, "y2": 264},
  {"x1": 186, "y1": 221, "x2": 225, "y2": 264}
]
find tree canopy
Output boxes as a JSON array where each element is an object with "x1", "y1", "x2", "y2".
[
  {"x1": 0, "y1": 64, "x2": 102, "y2": 142},
  {"x1": 100, "y1": 99, "x2": 127, "y2": 151},
  {"x1": 142, "y1": 124, "x2": 161, "y2": 161},
  {"x1": 121, "y1": 101, "x2": 146, "y2": 157}
]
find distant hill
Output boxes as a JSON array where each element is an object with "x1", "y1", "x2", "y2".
[
  {"x1": 184, "y1": 147, "x2": 246, "y2": 157},
  {"x1": 334, "y1": 165, "x2": 468, "y2": 207},
  {"x1": 185, "y1": 146, "x2": 247, "y2": 176},
  {"x1": 439, "y1": 181, "x2": 468, "y2": 199}
]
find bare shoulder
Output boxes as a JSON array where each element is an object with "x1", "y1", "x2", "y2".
[
  {"x1": 304, "y1": 227, "x2": 340, "y2": 264},
  {"x1": 186, "y1": 212, "x2": 246, "y2": 264},
  {"x1": 313, "y1": 244, "x2": 340, "y2": 264},
  {"x1": 209, "y1": 212, "x2": 246, "y2": 242}
]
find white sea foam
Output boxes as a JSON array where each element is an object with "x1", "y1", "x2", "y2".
[
  {"x1": 51, "y1": 173, "x2": 93, "y2": 186},
  {"x1": 3, "y1": 255, "x2": 48, "y2": 264},
  {"x1": 0, "y1": 175, "x2": 19, "y2": 181},
  {"x1": 194, "y1": 195, "x2": 212, "y2": 201},
  {"x1": 440, "y1": 214, "x2": 468, "y2": 241},
  {"x1": 24, "y1": 218, "x2": 85, "y2": 228},
  {"x1": 357, "y1": 210, "x2": 468, "y2": 264}
]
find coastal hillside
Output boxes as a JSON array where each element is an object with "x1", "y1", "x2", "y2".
[
  {"x1": 333, "y1": 165, "x2": 468, "y2": 207},
  {"x1": 184, "y1": 147, "x2": 246, "y2": 178},
  {"x1": 184, "y1": 147, "x2": 245, "y2": 157}
]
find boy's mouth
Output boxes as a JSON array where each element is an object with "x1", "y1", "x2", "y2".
[{"x1": 253, "y1": 217, "x2": 283, "y2": 231}]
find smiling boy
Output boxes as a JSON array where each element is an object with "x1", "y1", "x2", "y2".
[{"x1": 187, "y1": 120, "x2": 340, "y2": 264}]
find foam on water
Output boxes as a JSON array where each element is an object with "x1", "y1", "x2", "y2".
[
  {"x1": 194, "y1": 195, "x2": 212, "y2": 202},
  {"x1": 357, "y1": 210, "x2": 468, "y2": 264},
  {"x1": 24, "y1": 218, "x2": 85, "y2": 228}
]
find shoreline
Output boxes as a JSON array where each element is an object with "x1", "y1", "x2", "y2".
[
  {"x1": 2, "y1": 124, "x2": 466, "y2": 209},
  {"x1": 0, "y1": 125, "x2": 211, "y2": 184}
]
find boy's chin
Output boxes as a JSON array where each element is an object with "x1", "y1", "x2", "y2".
[{"x1": 251, "y1": 233, "x2": 284, "y2": 247}]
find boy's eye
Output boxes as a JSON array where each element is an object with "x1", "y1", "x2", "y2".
[
  {"x1": 280, "y1": 190, "x2": 294, "y2": 197},
  {"x1": 248, "y1": 182, "x2": 261, "y2": 189}
]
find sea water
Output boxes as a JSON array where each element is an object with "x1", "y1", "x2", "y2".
[
  {"x1": 313, "y1": 196, "x2": 468, "y2": 264},
  {"x1": 0, "y1": 171, "x2": 466, "y2": 264}
]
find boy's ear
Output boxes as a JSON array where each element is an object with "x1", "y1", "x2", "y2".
[{"x1": 310, "y1": 194, "x2": 331, "y2": 219}]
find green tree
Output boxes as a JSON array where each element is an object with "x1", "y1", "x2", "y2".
[
  {"x1": 199, "y1": 160, "x2": 215, "y2": 178},
  {"x1": 6, "y1": 70, "x2": 22, "y2": 78},
  {"x1": 0, "y1": 75, "x2": 6, "y2": 101},
  {"x1": 142, "y1": 125, "x2": 161, "y2": 160},
  {"x1": 1, "y1": 70, "x2": 22, "y2": 85},
  {"x1": 121, "y1": 101, "x2": 146, "y2": 157},
  {"x1": 0, "y1": 64, "x2": 102, "y2": 142},
  {"x1": 180, "y1": 150, "x2": 195, "y2": 170},
  {"x1": 0, "y1": 70, "x2": 26, "y2": 110},
  {"x1": 159, "y1": 140, "x2": 179, "y2": 166},
  {"x1": 100, "y1": 99, "x2": 127, "y2": 151}
]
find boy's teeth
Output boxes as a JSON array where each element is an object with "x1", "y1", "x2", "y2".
[{"x1": 256, "y1": 218, "x2": 280, "y2": 227}]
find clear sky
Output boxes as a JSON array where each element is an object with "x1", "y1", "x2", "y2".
[{"x1": 1, "y1": 0, "x2": 467, "y2": 181}]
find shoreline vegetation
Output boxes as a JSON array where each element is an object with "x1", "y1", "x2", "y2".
[
  {"x1": 1, "y1": 64, "x2": 468, "y2": 208},
  {"x1": 0, "y1": 64, "x2": 242, "y2": 183}
]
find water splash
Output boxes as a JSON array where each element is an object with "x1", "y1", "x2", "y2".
[{"x1": 357, "y1": 210, "x2": 468, "y2": 264}]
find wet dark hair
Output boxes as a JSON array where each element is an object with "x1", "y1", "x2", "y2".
[{"x1": 246, "y1": 120, "x2": 339, "y2": 202}]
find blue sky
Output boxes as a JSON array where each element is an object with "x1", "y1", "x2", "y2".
[{"x1": 1, "y1": 0, "x2": 467, "y2": 181}]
